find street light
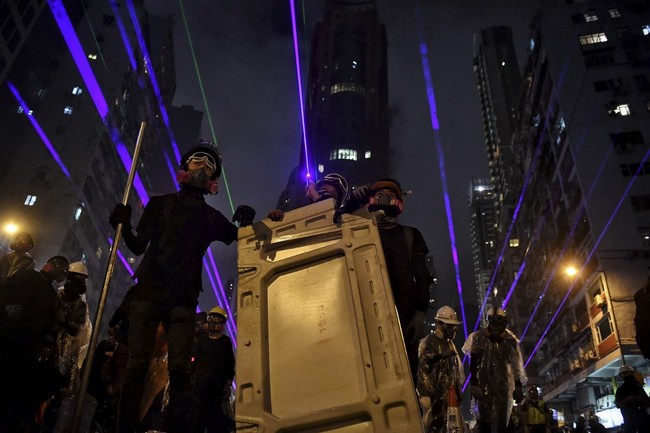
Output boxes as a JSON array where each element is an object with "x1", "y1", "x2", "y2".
[{"x1": 3, "y1": 223, "x2": 19, "y2": 235}]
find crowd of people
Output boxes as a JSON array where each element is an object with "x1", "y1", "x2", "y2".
[{"x1": 1, "y1": 139, "x2": 648, "y2": 433}]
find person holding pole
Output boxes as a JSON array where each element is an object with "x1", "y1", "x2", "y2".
[{"x1": 108, "y1": 140, "x2": 255, "y2": 433}]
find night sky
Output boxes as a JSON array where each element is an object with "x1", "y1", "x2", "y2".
[{"x1": 144, "y1": 0, "x2": 540, "y2": 323}]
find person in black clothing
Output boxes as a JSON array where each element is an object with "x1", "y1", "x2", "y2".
[
  {"x1": 615, "y1": 365, "x2": 650, "y2": 433},
  {"x1": 0, "y1": 255, "x2": 69, "y2": 431},
  {"x1": 109, "y1": 140, "x2": 254, "y2": 433},
  {"x1": 354, "y1": 178, "x2": 433, "y2": 384},
  {"x1": 0, "y1": 231, "x2": 36, "y2": 284},
  {"x1": 192, "y1": 306, "x2": 235, "y2": 433}
]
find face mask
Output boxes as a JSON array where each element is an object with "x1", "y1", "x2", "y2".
[
  {"x1": 375, "y1": 211, "x2": 399, "y2": 228},
  {"x1": 64, "y1": 277, "x2": 87, "y2": 296},
  {"x1": 207, "y1": 321, "x2": 224, "y2": 334},
  {"x1": 440, "y1": 323, "x2": 457, "y2": 340}
]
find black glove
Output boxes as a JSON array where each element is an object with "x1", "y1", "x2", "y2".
[
  {"x1": 109, "y1": 203, "x2": 132, "y2": 230},
  {"x1": 350, "y1": 185, "x2": 371, "y2": 205},
  {"x1": 233, "y1": 205, "x2": 255, "y2": 227}
]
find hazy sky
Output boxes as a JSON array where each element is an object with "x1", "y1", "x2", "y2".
[{"x1": 144, "y1": 0, "x2": 540, "y2": 321}]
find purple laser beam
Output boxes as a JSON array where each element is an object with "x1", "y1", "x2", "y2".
[{"x1": 289, "y1": 0, "x2": 311, "y2": 180}]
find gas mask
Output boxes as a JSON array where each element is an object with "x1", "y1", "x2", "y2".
[
  {"x1": 368, "y1": 192, "x2": 403, "y2": 217},
  {"x1": 438, "y1": 322, "x2": 458, "y2": 340},
  {"x1": 64, "y1": 276, "x2": 87, "y2": 296},
  {"x1": 176, "y1": 168, "x2": 218, "y2": 195}
]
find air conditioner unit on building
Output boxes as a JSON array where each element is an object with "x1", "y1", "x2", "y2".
[
  {"x1": 572, "y1": 323, "x2": 580, "y2": 333},
  {"x1": 588, "y1": 350, "x2": 598, "y2": 359},
  {"x1": 572, "y1": 359, "x2": 583, "y2": 370},
  {"x1": 594, "y1": 294, "x2": 606, "y2": 308}
]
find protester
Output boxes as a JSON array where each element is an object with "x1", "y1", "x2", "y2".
[
  {"x1": 520, "y1": 386, "x2": 550, "y2": 433},
  {"x1": 462, "y1": 307, "x2": 527, "y2": 433},
  {"x1": 191, "y1": 306, "x2": 235, "y2": 433},
  {"x1": 614, "y1": 365, "x2": 650, "y2": 433},
  {"x1": 267, "y1": 172, "x2": 349, "y2": 221},
  {"x1": 0, "y1": 231, "x2": 36, "y2": 284},
  {"x1": 109, "y1": 140, "x2": 254, "y2": 433},
  {"x1": 587, "y1": 415, "x2": 606, "y2": 433},
  {"x1": 360, "y1": 178, "x2": 433, "y2": 383},
  {"x1": 417, "y1": 306, "x2": 464, "y2": 433},
  {"x1": 0, "y1": 255, "x2": 69, "y2": 431}
]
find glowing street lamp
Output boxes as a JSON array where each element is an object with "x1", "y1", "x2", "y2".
[
  {"x1": 565, "y1": 265, "x2": 578, "y2": 277},
  {"x1": 3, "y1": 223, "x2": 19, "y2": 235}
]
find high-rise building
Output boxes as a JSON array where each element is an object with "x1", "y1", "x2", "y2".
[
  {"x1": 480, "y1": 2, "x2": 650, "y2": 428},
  {"x1": 0, "y1": 0, "x2": 192, "y2": 329},
  {"x1": 468, "y1": 178, "x2": 498, "y2": 315},
  {"x1": 472, "y1": 26, "x2": 523, "y2": 321},
  {"x1": 277, "y1": 0, "x2": 389, "y2": 210}
]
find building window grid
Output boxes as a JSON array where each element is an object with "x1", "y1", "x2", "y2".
[
  {"x1": 584, "y1": 10, "x2": 599, "y2": 22},
  {"x1": 620, "y1": 162, "x2": 650, "y2": 176},
  {"x1": 579, "y1": 32, "x2": 608, "y2": 45},
  {"x1": 329, "y1": 148, "x2": 358, "y2": 161},
  {"x1": 609, "y1": 9, "x2": 621, "y2": 19}
]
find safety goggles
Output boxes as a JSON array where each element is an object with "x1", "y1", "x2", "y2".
[
  {"x1": 186, "y1": 152, "x2": 217, "y2": 171},
  {"x1": 207, "y1": 314, "x2": 226, "y2": 324},
  {"x1": 487, "y1": 315, "x2": 507, "y2": 324}
]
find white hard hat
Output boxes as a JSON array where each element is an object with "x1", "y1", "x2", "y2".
[
  {"x1": 434, "y1": 306, "x2": 461, "y2": 325},
  {"x1": 68, "y1": 261, "x2": 88, "y2": 277}
]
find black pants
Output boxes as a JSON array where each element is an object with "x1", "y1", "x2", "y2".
[{"x1": 117, "y1": 300, "x2": 195, "y2": 433}]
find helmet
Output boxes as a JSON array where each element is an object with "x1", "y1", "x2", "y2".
[
  {"x1": 208, "y1": 306, "x2": 228, "y2": 322},
  {"x1": 316, "y1": 173, "x2": 349, "y2": 197},
  {"x1": 180, "y1": 140, "x2": 222, "y2": 180},
  {"x1": 434, "y1": 306, "x2": 461, "y2": 325},
  {"x1": 486, "y1": 307, "x2": 507, "y2": 323},
  {"x1": 10, "y1": 231, "x2": 34, "y2": 251},
  {"x1": 68, "y1": 261, "x2": 88, "y2": 277},
  {"x1": 619, "y1": 365, "x2": 634, "y2": 375},
  {"x1": 369, "y1": 178, "x2": 404, "y2": 215},
  {"x1": 371, "y1": 178, "x2": 403, "y2": 200},
  {"x1": 42, "y1": 256, "x2": 70, "y2": 280}
]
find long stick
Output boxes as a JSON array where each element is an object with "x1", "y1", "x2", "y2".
[{"x1": 71, "y1": 122, "x2": 147, "y2": 432}]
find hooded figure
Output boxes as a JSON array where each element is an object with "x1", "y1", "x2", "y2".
[
  {"x1": 462, "y1": 308, "x2": 527, "y2": 433},
  {"x1": 417, "y1": 306, "x2": 465, "y2": 433}
]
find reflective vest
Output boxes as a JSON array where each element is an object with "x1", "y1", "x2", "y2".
[{"x1": 525, "y1": 400, "x2": 548, "y2": 426}]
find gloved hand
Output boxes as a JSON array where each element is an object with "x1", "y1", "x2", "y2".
[
  {"x1": 405, "y1": 310, "x2": 429, "y2": 343},
  {"x1": 233, "y1": 205, "x2": 256, "y2": 227},
  {"x1": 267, "y1": 209, "x2": 284, "y2": 222},
  {"x1": 470, "y1": 384, "x2": 482, "y2": 401},
  {"x1": 350, "y1": 185, "x2": 371, "y2": 205},
  {"x1": 109, "y1": 203, "x2": 132, "y2": 230}
]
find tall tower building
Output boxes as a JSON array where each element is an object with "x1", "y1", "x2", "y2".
[
  {"x1": 472, "y1": 26, "x2": 523, "y2": 314},
  {"x1": 277, "y1": 0, "x2": 389, "y2": 210},
  {"x1": 468, "y1": 178, "x2": 498, "y2": 314},
  {"x1": 483, "y1": 2, "x2": 650, "y2": 426}
]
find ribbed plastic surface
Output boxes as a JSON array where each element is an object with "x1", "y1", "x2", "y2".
[{"x1": 235, "y1": 199, "x2": 422, "y2": 433}]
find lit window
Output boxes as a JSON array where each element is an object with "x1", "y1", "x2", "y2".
[
  {"x1": 609, "y1": 103, "x2": 631, "y2": 116},
  {"x1": 318, "y1": 164, "x2": 324, "y2": 173},
  {"x1": 24, "y1": 195, "x2": 37, "y2": 206},
  {"x1": 579, "y1": 33, "x2": 608, "y2": 45},
  {"x1": 352, "y1": 60, "x2": 358, "y2": 69},
  {"x1": 529, "y1": 38, "x2": 535, "y2": 51},
  {"x1": 17, "y1": 106, "x2": 23, "y2": 114},
  {"x1": 329, "y1": 149, "x2": 358, "y2": 161},
  {"x1": 72, "y1": 86, "x2": 83, "y2": 95},
  {"x1": 63, "y1": 106, "x2": 73, "y2": 115},
  {"x1": 365, "y1": 151, "x2": 371, "y2": 159},
  {"x1": 88, "y1": 53, "x2": 97, "y2": 60},
  {"x1": 609, "y1": 9, "x2": 621, "y2": 19},
  {"x1": 74, "y1": 205, "x2": 83, "y2": 220},
  {"x1": 509, "y1": 239, "x2": 520, "y2": 248},
  {"x1": 643, "y1": 25, "x2": 650, "y2": 36},
  {"x1": 584, "y1": 11, "x2": 598, "y2": 22},
  {"x1": 646, "y1": 100, "x2": 650, "y2": 112},
  {"x1": 27, "y1": 109, "x2": 33, "y2": 116},
  {"x1": 330, "y1": 83, "x2": 366, "y2": 96}
]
